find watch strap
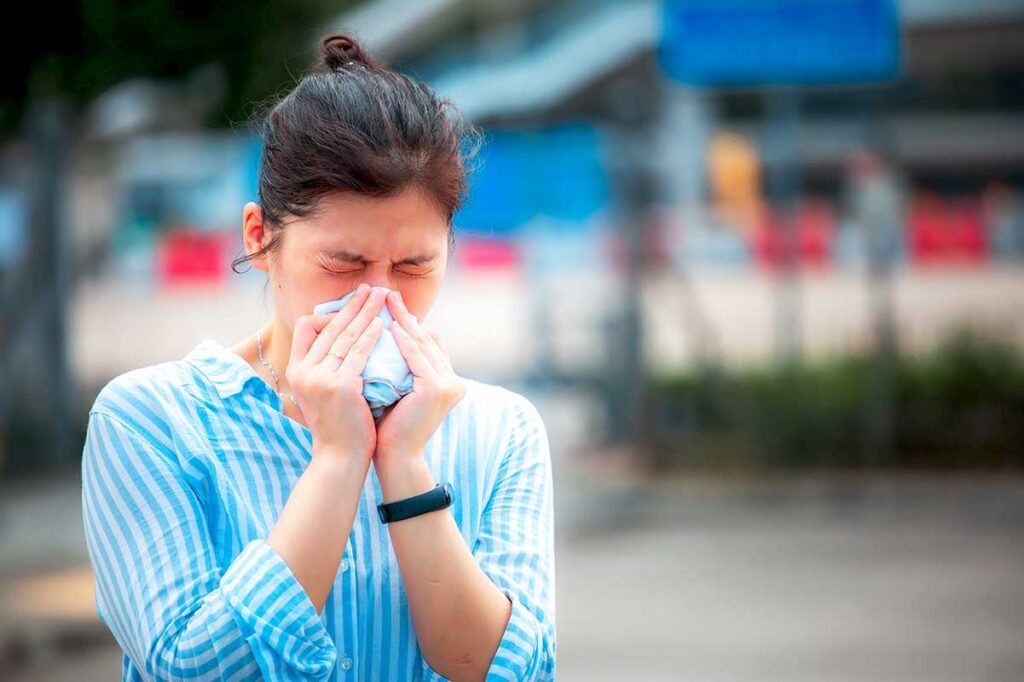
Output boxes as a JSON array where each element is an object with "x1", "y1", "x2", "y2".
[{"x1": 377, "y1": 482, "x2": 453, "y2": 524}]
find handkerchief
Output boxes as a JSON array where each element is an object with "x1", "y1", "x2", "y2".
[{"x1": 313, "y1": 286, "x2": 414, "y2": 418}]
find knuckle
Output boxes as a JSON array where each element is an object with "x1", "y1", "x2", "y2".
[
  {"x1": 338, "y1": 380, "x2": 363, "y2": 400},
  {"x1": 320, "y1": 377, "x2": 343, "y2": 395}
]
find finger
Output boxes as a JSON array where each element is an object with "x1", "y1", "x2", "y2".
[
  {"x1": 289, "y1": 315, "x2": 319, "y2": 367},
  {"x1": 413, "y1": 324, "x2": 447, "y2": 373},
  {"x1": 388, "y1": 319, "x2": 439, "y2": 379},
  {"x1": 386, "y1": 292, "x2": 444, "y2": 372},
  {"x1": 338, "y1": 315, "x2": 385, "y2": 379},
  {"x1": 310, "y1": 285, "x2": 384, "y2": 364},
  {"x1": 306, "y1": 284, "x2": 370, "y2": 357},
  {"x1": 312, "y1": 283, "x2": 373, "y2": 333},
  {"x1": 325, "y1": 290, "x2": 388, "y2": 366},
  {"x1": 425, "y1": 327, "x2": 453, "y2": 370},
  {"x1": 292, "y1": 313, "x2": 346, "y2": 368}
]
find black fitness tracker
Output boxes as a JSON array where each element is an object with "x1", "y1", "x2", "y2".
[{"x1": 377, "y1": 482, "x2": 454, "y2": 524}]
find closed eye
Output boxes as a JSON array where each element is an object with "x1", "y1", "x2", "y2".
[
  {"x1": 397, "y1": 267, "x2": 433, "y2": 277},
  {"x1": 321, "y1": 264, "x2": 431, "y2": 277}
]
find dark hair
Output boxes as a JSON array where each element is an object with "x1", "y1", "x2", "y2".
[{"x1": 232, "y1": 32, "x2": 484, "y2": 274}]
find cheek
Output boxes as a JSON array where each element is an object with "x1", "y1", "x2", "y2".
[
  {"x1": 397, "y1": 281, "x2": 441, "y2": 321},
  {"x1": 308, "y1": 273, "x2": 362, "y2": 307},
  {"x1": 275, "y1": 267, "x2": 358, "y2": 315}
]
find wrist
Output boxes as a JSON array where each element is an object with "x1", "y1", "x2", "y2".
[
  {"x1": 374, "y1": 446, "x2": 424, "y2": 472},
  {"x1": 308, "y1": 450, "x2": 369, "y2": 480},
  {"x1": 313, "y1": 441, "x2": 367, "y2": 463},
  {"x1": 376, "y1": 454, "x2": 435, "y2": 504}
]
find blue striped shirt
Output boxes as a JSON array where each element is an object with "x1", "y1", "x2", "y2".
[{"x1": 80, "y1": 337, "x2": 556, "y2": 681}]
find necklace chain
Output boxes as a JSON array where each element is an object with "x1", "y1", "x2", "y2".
[{"x1": 255, "y1": 329, "x2": 302, "y2": 411}]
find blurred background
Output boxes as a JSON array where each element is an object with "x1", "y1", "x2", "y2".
[{"x1": 2, "y1": 0, "x2": 1024, "y2": 679}]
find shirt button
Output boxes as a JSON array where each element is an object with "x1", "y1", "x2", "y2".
[
  {"x1": 340, "y1": 656, "x2": 353, "y2": 671},
  {"x1": 340, "y1": 558, "x2": 349, "y2": 572}
]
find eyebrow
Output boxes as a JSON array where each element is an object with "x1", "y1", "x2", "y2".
[{"x1": 319, "y1": 249, "x2": 438, "y2": 266}]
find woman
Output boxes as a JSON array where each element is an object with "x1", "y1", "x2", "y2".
[{"x1": 81, "y1": 33, "x2": 556, "y2": 682}]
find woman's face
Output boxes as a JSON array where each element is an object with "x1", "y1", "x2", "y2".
[{"x1": 242, "y1": 184, "x2": 450, "y2": 329}]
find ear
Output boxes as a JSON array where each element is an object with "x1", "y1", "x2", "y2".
[{"x1": 242, "y1": 202, "x2": 271, "y2": 273}]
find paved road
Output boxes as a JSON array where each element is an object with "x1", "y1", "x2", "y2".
[{"x1": 555, "y1": 473, "x2": 1024, "y2": 682}]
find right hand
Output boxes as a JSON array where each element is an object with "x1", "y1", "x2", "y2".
[{"x1": 286, "y1": 283, "x2": 387, "y2": 462}]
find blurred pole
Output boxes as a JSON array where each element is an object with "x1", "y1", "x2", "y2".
[
  {"x1": 522, "y1": 117, "x2": 558, "y2": 388},
  {"x1": 602, "y1": 75, "x2": 658, "y2": 463},
  {"x1": 657, "y1": 81, "x2": 717, "y2": 370},
  {"x1": 857, "y1": 88, "x2": 901, "y2": 466},
  {"x1": 0, "y1": 95, "x2": 75, "y2": 472},
  {"x1": 765, "y1": 88, "x2": 802, "y2": 366}
]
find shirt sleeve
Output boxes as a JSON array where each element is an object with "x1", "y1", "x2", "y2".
[
  {"x1": 421, "y1": 392, "x2": 557, "y2": 681},
  {"x1": 81, "y1": 409, "x2": 338, "y2": 681}
]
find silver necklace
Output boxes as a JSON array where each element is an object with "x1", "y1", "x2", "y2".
[{"x1": 255, "y1": 329, "x2": 302, "y2": 411}]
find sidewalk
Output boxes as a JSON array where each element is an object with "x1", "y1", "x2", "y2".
[{"x1": 0, "y1": 467, "x2": 111, "y2": 677}]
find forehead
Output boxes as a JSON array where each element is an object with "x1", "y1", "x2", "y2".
[{"x1": 293, "y1": 186, "x2": 449, "y2": 255}]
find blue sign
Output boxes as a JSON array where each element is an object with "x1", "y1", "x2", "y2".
[
  {"x1": 659, "y1": 0, "x2": 900, "y2": 87},
  {"x1": 454, "y1": 123, "x2": 609, "y2": 236}
]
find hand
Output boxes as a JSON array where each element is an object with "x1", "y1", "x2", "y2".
[
  {"x1": 373, "y1": 289, "x2": 467, "y2": 467},
  {"x1": 286, "y1": 283, "x2": 387, "y2": 463}
]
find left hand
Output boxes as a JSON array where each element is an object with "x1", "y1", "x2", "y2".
[{"x1": 372, "y1": 290, "x2": 467, "y2": 467}]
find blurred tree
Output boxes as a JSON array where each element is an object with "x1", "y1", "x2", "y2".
[{"x1": 0, "y1": 0, "x2": 363, "y2": 135}]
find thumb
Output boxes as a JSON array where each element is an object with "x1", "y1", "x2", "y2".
[{"x1": 289, "y1": 315, "x2": 319, "y2": 365}]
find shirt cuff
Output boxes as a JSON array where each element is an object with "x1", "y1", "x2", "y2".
[
  {"x1": 221, "y1": 539, "x2": 338, "y2": 679},
  {"x1": 486, "y1": 587, "x2": 554, "y2": 681}
]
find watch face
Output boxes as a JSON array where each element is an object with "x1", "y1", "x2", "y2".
[{"x1": 442, "y1": 482, "x2": 454, "y2": 504}]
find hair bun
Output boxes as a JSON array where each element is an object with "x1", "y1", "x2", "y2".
[{"x1": 318, "y1": 33, "x2": 376, "y2": 72}]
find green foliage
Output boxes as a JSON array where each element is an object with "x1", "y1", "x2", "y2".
[
  {"x1": 647, "y1": 327, "x2": 1024, "y2": 470},
  {"x1": 6, "y1": 0, "x2": 360, "y2": 135}
]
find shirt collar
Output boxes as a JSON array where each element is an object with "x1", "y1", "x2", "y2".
[{"x1": 183, "y1": 338, "x2": 264, "y2": 399}]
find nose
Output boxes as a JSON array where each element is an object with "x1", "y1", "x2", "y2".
[
  {"x1": 356, "y1": 268, "x2": 390, "y2": 289},
  {"x1": 359, "y1": 282, "x2": 394, "y2": 295}
]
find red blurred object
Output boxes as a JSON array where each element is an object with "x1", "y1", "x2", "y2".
[
  {"x1": 157, "y1": 227, "x2": 233, "y2": 287},
  {"x1": 750, "y1": 206, "x2": 783, "y2": 270},
  {"x1": 908, "y1": 194, "x2": 988, "y2": 267},
  {"x1": 908, "y1": 193, "x2": 948, "y2": 265},
  {"x1": 454, "y1": 236, "x2": 521, "y2": 272},
  {"x1": 949, "y1": 198, "x2": 987, "y2": 264},
  {"x1": 796, "y1": 198, "x2": 835, "y2": 269},
  {"x1": 749, "y1": 199, "x2": 836, "y2": 271}
]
